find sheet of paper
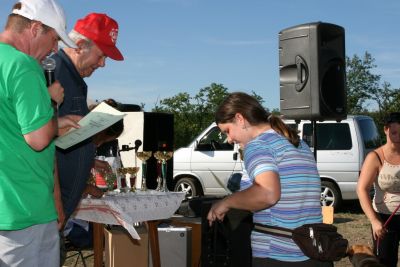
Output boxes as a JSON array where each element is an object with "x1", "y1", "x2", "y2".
[{"x1": 55, "y1": 102, "x2": 125, "y2": 150}]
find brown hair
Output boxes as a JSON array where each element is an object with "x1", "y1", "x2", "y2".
[
  {"x1": 384, "y1": 112, "x2": 400, "y2": 126},
  {"x1": 215, "y1": 92, "x2": 300, "y2": 147}
]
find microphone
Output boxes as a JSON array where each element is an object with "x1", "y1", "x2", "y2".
[
  {"x1": 120, "y1": 139, "x2": 142, "y2": 152},
  {"x1": 42, "y1": 57, "x2": 56, "y2": 86},
  {"x1": 134, "y1": 139, "x2": 142, "y2": 152}
]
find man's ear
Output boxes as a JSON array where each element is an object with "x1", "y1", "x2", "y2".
[
  {"x1": 30, "y1": 21, "x2": 42, "y2": 38},
  {"x1": 75, "y1": 39, "x2": 88, "y2": 53}
]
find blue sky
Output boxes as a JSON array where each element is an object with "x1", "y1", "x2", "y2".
[{"x1": 2, "y1": 0, "x2": 400, "y2": 111}]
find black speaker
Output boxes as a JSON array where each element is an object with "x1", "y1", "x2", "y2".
[
  {"x1": 279, "y1": 22, "x2": 346, "y2": 121},
  {"x1": 118, "y1": 112, "x2": 174, "y2": 190}
]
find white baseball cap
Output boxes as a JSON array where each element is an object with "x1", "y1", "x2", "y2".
[{"x1": 12, "y1": 0, "x2": 76, "y2": 48}]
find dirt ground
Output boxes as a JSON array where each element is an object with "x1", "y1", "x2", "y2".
[
  {"x1": 63, "y1": 200, "x2": 387, "y2": 267},
  {"x1": 332, "y1": 201, "x2": 374, "y2": 267}
]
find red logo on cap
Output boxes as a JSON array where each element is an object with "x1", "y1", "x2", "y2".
[{"x1": 110, "y1": 28, "x2": 118, "y2": 44}]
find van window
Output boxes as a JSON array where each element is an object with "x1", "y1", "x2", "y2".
[
  {"x1": 196, "y1": 126, "x2": 234, "y2": 151},
  {"x1": 358, "y1": 119, "x2": 381, "y2": 149},
  {"x1": 303, "y1": 123, "x2": 352, "y2": 150}
]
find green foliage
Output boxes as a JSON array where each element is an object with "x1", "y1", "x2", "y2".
[
  {"x1": 152, "y1": 83, "x2": 229, "y2": 149},
  {"x1": 152, "y1": 83, "x2": 266, "y2": 149},
  {"x1": 346, "y1": 52, "x2": 380, "y2": 114},
  {"x1": 346, "y1": 51, "x2": 400, "y2": 115},
  {"x1": 346, "y1": 51, "x2": 400, "y2": 142}
]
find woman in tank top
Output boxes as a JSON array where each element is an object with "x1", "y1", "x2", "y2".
[{"x1": 357, "y1": 112, "x2": 400, "y2": 267}]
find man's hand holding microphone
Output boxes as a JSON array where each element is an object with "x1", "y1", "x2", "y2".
[
  {"x1": 42, "y1": 57, "x2": 81, "y2": 136},
  {"x1": 42, "y1": 57, "x2": 64, "y2": 106}
]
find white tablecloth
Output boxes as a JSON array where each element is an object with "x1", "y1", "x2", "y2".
[{"x1": 74, "y1": 190, "x2": 186, "y2": 239}]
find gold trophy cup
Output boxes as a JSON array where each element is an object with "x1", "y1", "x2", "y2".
[
  {"x1": 154, "y1": 151, "x2": 173, "y2": 192},
  {"x1": 153, "y1": 151, "x2": 164, "y2": 191},
  {"x1": 126, "y1": 167, "x2": 140, "y2": 192},
  {"x1": 136, "y1": 151, "x2": 152, "y2": 191}
]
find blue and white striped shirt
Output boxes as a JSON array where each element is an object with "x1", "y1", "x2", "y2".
[{"x1": 244, "y1": 129, "x2": 322, "y2": 261}]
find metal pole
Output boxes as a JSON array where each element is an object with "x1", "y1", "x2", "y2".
[{"x1": 312, "y1": 120, "x2": 317, "y2": 161}]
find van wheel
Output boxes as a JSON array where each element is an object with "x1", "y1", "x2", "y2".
[
  {"x1": 320, "y1": 181, "x2": 342, "y2": 209},
  {"x1": 174, "y1": 177, "x2": 202, "y2": 198}
]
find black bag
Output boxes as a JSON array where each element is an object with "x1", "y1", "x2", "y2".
[{"x1": 254, "y1": 223, "x2": 348, "y2": 262}]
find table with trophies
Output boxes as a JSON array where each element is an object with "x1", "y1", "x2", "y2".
[{"x1": 74, "y1": 150, "x2": 185, "y2": 267}]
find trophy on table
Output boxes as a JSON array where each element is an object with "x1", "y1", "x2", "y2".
[
  {"x1": 136, "y1": 151, "x2": 152, "y2": 191},
  {"x1": 117, "y1": 168, "x2": 128, "y2": 190},
  {"x1": 154, "y1": 151, "x2": 173, "y2": 192},
  {"x1": 126, "y1": 167, "x2": 140, "y2": 192},
  {"x1": 153, "y1": 151, "x2": 163, "y2": 191}
]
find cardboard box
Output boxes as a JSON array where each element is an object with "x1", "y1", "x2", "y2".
[
  {"x1": 104, "y1": 226, "x2": 149, "y2": 267},
  {"x1": 322, "y1": 206, "x2": 334, "y2": 224}
]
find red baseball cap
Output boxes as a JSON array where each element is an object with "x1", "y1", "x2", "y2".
[{"x1": 74, "y1": 13, "x2": 123, "y2": 61}]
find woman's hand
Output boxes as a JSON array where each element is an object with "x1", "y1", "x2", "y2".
[
  {"x1": 371, "y1": 218, "x2": 386, "y2": 240},
  {"x1": 207, "y1": 198, "x2": 230, "y2": 226}
]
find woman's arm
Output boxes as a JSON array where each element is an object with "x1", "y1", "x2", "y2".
[
  {"x1": 208, "y1": 170, "x2": 280, "y2": 223},
  {"x1": 357, "y1": 151, "x2": 385, "y2": 240}
]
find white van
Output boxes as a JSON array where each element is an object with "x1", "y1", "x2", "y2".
[{"x1": 173, "y1": 115, "x2": 381, "y2": 208}]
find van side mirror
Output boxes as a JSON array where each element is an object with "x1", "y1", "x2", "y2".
[
  {"x1": 233, "y1": 152, "x2": 238, "y2": 161},
  {"x1": 194, "y1": 140, "x2": 200, "y2": 151}
]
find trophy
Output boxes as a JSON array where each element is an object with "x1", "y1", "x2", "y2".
[
  {"x1": 126, "y1": 167, "x2": 140, "y2": 192},
  {"x1": 117, "y1": 168, "x2": 128, "y2": 190},
  {"x1": 153, "y1": 151, "x2": 164, "y2": 191},
  {"x1": 154, "y1": 151, "x2": 173, "y2": 192},
  {"x1": 136, "y1": 151, "x2": 152, "y2": 191}
]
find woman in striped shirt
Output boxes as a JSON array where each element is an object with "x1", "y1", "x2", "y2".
[{"x1": 207, "y1": 92, "x2": 331, "y2": 267}]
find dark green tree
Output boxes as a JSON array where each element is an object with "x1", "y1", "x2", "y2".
[
  {"x1": 346, "y1": 52, "x2": 400, "y2": 141},
  {"x1": 153, "y1": 83, "x2": 265, "y2": 149},
  {"x1": 153, "y1": 83, "x2": 229, "y2": 149},
  {"x1": 346, "y1": 52, "x2": 381, "y2": 114}
]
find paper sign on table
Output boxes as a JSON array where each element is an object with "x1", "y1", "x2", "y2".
[{"x1": 55, "y1": 102, "x2": 125, "y2": 150}]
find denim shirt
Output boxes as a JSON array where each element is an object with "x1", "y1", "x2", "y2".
[{"x1": 52, "y1": 50, "x2": 96, "y2": 218}]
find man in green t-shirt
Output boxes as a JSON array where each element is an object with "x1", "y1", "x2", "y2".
[{"x1": 0, "y1": 0, "x2": 80, "y2": 266}]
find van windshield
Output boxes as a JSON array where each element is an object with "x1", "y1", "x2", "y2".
[
  {"x1": 358, "y1": 119, "x2": 381, "y2": 149},
  {"x1": 196, "y1": 126, "x2": 234, "y2": 151}
]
